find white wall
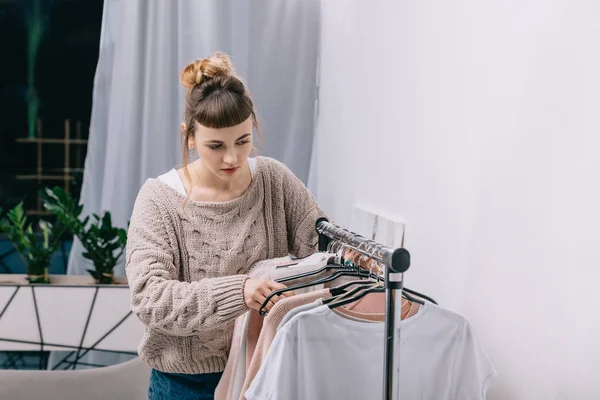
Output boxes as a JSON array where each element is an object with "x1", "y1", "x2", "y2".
[{"x1": 311, "y1": 1, "x2": 600, "y2": 398}]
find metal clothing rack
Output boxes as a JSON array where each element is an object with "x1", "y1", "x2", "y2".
[{"x1": 316, "y1": 218, "x2": 411, "y2": 400}]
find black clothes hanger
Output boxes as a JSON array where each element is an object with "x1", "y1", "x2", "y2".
[
  {"x1": 259, "y1": 268, "x2": 380, "y2": 316},
  {"x1": 274, "y1": 259, "x2": 432, "y2": 306},
  {"x1": 324, "y1": 281, "x2": 380, "y2": 304},
  {"x1": 322, "y1": 261, "x2": 427, "y2": 305},
  {"x1": 327, "y1": 284, "x2": 386, "y2": 310},
  {"x1": 348, "y1": 249, "x2": 435, "y2": 305},
  {"x1": 325, "y1": 280, "x2": 425, "y2": 306},
  {"x1": 275, "y1": 262, "x2": 352, "y2": 284},
  {"x1": 327, "y1": 283, "x2": 425, "y2": 314},
  {"x1": 401, "y1": 289, "x2": 425, "y2": 305},
  {"x1": 403, "y1": 287, "x2": 437, "y2": 305},
  {"x1": 275, "y1": 240, "x2": 353, "y2": 284},
  {"x1": 328, "y1": 279, "x2": 378, "y2": 297}
]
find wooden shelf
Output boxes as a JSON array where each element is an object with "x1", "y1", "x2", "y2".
[
  {"x1": 21, "y1": 211, "x2": 53, "y2": 216},
  {"x1": 15, "y1": 175, "x2": 75, "y2": 181},
  {"x1": 16, "y1": 138, "x2": 88, "y2": 144},
  {"x1": 13, "y1": 119, "x2": 86, "y2": 216},
  {"x1": 44, "y1": 168, "x2": 84, "y2": 173}
]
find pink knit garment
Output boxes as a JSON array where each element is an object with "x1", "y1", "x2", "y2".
[{"x1": 214, "y1": 256, "x2": 292, "y2": 400}]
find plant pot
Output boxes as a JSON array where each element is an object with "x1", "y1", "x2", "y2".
[
  {"x1": 26, "y1": 259, "x2": 51, "y2": 284},
  {"x1": 88, "y1": 263, "x2": 115, "y2": 285},
  {"x1": 96, "y1": 272, "x2": 114, "y2": 285},
  {"x1": 26, "y1": 267, "x2": 50, "y2": 284}
]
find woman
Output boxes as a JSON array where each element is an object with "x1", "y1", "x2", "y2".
[{"x1": 126, "y1": 52, "x2": 360, "y2": 399}]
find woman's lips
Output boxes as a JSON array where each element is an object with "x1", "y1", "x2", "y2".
[{"x1": 221, "y1": 167, "x2": 239, "y2": 175}]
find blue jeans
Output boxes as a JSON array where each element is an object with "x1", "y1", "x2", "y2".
[{"x1": 148, "y1": 369, "x2": 223, "y2": 400}]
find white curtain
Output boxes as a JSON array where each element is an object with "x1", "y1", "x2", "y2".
[
  {"x1": 62, "y1": 0, "x2": 319, "y2": 369},
  {"x1": 311, "y1": 0, "x2": 600, "y2": 399},
  {"x1": 69, "y1": 0, "x2": 320, "y2": 279}
]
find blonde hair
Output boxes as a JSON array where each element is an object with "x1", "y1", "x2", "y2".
[{"x1": 180, "y1": 51, "x2": 262, "y2": 187}]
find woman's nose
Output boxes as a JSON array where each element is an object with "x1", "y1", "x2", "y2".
[{"x1": 223, "y1": 150, "x2": 238, "y2": 165}]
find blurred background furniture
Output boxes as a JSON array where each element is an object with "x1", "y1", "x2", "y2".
[
  {"x1": 0, "y1": 357, "x2": 150, "y2": 400},
  {"x1": 0, "y1": 274, "x2": 142, "y2": 370}
]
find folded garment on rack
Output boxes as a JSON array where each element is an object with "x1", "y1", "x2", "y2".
[
  {"x1": 215, "y1": 254, "x2": 335, "y2": 400},
  {"x1": 214, "y1": 256, "x2": 291, "y2": 400},
  {"x1": 240, "y1": 290, "x2": 332, "y2": 400},
  {"x1": 245, "y1": 302, "x2": 497, "y2": 400}
]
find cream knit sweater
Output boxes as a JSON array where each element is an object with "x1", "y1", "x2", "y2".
[{"x1": 125, "y1": 156, "x2": 326, "y2": 374}]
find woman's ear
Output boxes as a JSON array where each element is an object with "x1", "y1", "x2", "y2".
[{"x1": 182, "y1": 122, "x2": 195, "y2": 149}]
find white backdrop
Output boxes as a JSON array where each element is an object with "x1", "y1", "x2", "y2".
[{"x1": 310, "y1": 1, "x2": 600, "y2": 398}]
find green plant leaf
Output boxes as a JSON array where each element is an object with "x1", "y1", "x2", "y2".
[
  {"x1": 0, "y1": 202, "x2": 56, "y2": 276},
  {"x1": 7, "y1": 202, "x2": 27, "y2": 231},
  {"x1": 38, "y1": 220, "x2": 50, "y2": 249},
  {"x1": 117, "y1": 229, "x2": 127, "y2": 245},
  {"x1": 41, "y1": 186, "x2": 83, "y2": 232},
  {"x1": 40, "y1": 189, "x2": 127, "y2": 285},
  {"x1": 102, "y1": 212, "x2": 112, "y2": 229}
]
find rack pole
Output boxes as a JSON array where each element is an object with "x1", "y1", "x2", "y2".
[
  {"x1": 315, "y1": 219, "x2": 410, "y2": 400},
  {"x1": 384, "y1": 266, "x2": 404, "y2": 399}
]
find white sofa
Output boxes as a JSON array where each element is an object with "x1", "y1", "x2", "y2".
[{"x1": 0, "y1": 357, "x2": 151, "y2": 400}]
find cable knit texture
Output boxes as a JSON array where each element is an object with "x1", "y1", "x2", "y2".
[{"x1": 125, "y1": 157, "x2": 326, "y2": 374}]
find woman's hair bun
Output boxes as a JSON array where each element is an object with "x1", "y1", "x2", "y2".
[{"x1": 180, "y1": 51, "x2": 234, "y2": 89}]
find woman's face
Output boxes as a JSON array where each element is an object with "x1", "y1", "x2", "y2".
[{"x1": 189, "y1": 117, "x2": 254, "y2": 181}]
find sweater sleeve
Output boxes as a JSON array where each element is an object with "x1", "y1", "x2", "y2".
[
  {"x1": 271, "y1": 160, "x2": 328, "y2": 258},
  {"x1": 125, "y1": 182, "x2": 249, "y2": 337}
]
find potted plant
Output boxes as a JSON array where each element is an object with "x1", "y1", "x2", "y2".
[
  {"x1": 41, "y1": 187, "x2": 127, "y2": 284},
  {"x1": 0, "y1": 203, "x2": 66, "y2": 283}
]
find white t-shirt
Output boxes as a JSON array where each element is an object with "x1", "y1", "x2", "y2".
[
  {"x1": 157, "y1": 158, "x2": 257, "y2": 195},
  {"x1": 245, "y1": 302, "x2": 497, "y2": 400},
  {"x1": 276, "y1": 298, "x2": 323, "y2": 331}
]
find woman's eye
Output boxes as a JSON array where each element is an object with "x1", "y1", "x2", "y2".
[{"x1": 207, "y1": 141, "x2": 248, "y2": 150}]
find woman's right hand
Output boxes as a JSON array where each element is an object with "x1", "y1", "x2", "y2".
[{"x1": 243, "y1": 278, "x2": 294, "y2": 312}]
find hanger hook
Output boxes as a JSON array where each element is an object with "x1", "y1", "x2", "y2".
[
  {"x1": 335, "y1": 243, "x2": 347, "y2": 259},
  {"x1": 369, "y1": 259, "x2": 377, "y2": 281},
  {"x1": 335, "y1": 242, "x2": 349, "y2": 263},
  {"x1": 341, "y1": 230, "x2": 354, "y2": 250},
  {"x1": 365, "y1": 241, "x2": 379, "y2": 277},
  {"x1": 377, "y1": 260, "x2": 386, "y2": 276},
  {"x1": 372, "y1": 243, "x2": 384, "y2": 262},
  {"x1": 330, "y1": 240, "x2": 339, "y2": 253},
  {"x1": 327, "y1": 239, "x2": 335, "y2": 253}
]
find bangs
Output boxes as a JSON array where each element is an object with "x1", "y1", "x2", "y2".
[{"x1": 193, "y1": 90, "x2": 254, "y2": 129}]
